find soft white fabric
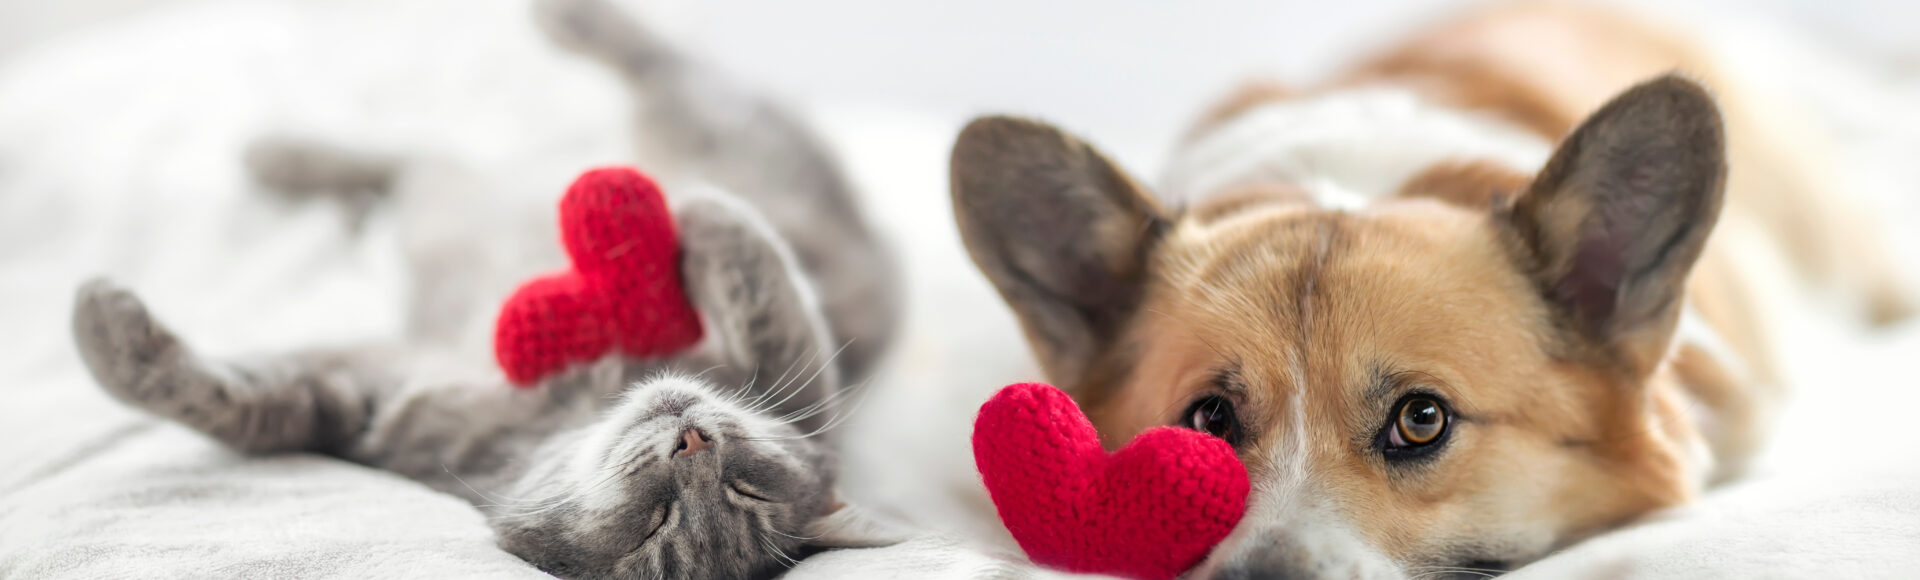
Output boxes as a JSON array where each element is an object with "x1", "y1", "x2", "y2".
[{"x1": 3, "y1": 1, "x2": 1920, "y2": 578}]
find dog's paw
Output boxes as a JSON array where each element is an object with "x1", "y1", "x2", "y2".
[{"x1": 71, "y1": 279, "x2": 196, "y2": 406}]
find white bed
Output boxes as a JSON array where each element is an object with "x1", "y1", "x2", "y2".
[{"x1": 3, "y1": 1, "x2": 1919, "y2": 578}]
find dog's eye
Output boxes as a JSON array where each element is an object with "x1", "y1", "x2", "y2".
[
  {"x1": 1184, "y1": 395, "x2": 1240, "y2": 444},
  {"x1": 1388, "y1": 396, "x2": 1448, "y2": 448}
]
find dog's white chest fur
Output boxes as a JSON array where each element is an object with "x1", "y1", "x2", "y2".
[{"x1": 1161, "y1": 86, "x2": 1552, "y2": 208}]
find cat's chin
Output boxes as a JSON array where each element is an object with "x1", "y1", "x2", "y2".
[
  {"x1": 617, "y1": 376, "x2": 744, "y2": 427},
  {"x1": 599, "y1": 374, "x2": 809, "y2": 467}
]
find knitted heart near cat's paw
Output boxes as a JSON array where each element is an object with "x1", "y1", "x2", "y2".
[
  {"x1": 972, "y1": 382, "x2": 1250, "y2": 580},
  {"x1": 494, "y1": 167, "x2": 703, "y2": 385}
]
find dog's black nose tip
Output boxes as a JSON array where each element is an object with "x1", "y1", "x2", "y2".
[{"x1": 673, "y1": 428, "x2": 712, "y2": 458}]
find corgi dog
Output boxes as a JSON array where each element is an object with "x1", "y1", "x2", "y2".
[{"x1": 948, "y1": 3, "x2": 1912, "y2": 577}]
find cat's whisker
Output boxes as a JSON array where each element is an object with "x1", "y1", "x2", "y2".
[
  {"x1": 720, "y1": 368, "x2": 760, "y2": 407},
  {"x1": 771, "y1": 348, "x2": 863, "y2": 423},
  {"x1": 758, "y1": 340, "x2": 850, "y2": 416},
  {"x1": 482, "y1": 491, "x2": 574, "y2": 517},
  {"x1": 738, "y1": 358, "x2": 791, "y2": 415},
  {"x1": 799, "y1": 377, "x2": 881, "y2": 431},
  {"x1": 747, "y1": 345, "x2": 815, "y2": 414},
  {"x1": 764, "y1": 523, "x2": 830, "y2": 541},
  {"x1": 472, "y1": 472, "x2": 581, "y2": 510},
  {"x1": 775, "y1": 380, "x2": 861, "y2": 424},
  {"x1": 689, "y1": 364, "x2": 725, "y2": 381},
  {"x1": 756, "y1": 343, "x2": 817, "y2": 403},
  {"x1": 683, "y1": 364, "x2": 733, "y2": 402},
  {"x1": 758, "y1": 534, "x2": 800, "y2": 568},
  {"x1": 487, "y1": 459, "x2": 633, "y2": 519},
  {"x1": 747, "y1": 379, "x2": 875, "y2": 441},
  {"x1": 753, "y1": 343, "x2": 829, "y2": 415},
  {"x1": 481, "y1": 487, "x2": 576, "y2": 517},
  {"x1": 776, "y1": 377, "x2": 871, "y2": 426},
  {"x1": 444, "y1": 464, "x2": 516, "y2": 505},
  {"x1": 458, "y1": 464, "x2": 601, "y2": 517}
]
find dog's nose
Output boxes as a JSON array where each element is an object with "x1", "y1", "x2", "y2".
[
  {"x1": 674, "y1": 428, "x2": 712, "y2": 458},
  {"x1": 1205, "y1": 526, "x2": 1401, "y2": 580}
]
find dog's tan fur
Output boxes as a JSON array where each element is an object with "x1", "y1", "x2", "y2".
[{"x1": 951, "y1": 3, "x2": 1913, "y2": 577}]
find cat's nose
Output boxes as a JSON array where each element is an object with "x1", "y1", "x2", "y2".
[{"x1": 674, "y1": 428, "x2": 712, "y2": 458}]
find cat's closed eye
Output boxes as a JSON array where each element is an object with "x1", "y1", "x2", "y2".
[
  {"x1": 725, "y1": 480, "x2": 776, "y2": 504},
  {"x1": 634, "y1": 502, "x2": 672, "y2": 550}
]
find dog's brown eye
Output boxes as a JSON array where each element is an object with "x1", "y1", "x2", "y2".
[
  {"x1": 1184, "y1": 395, "x2": 1239, "y2": 444},
  {"x1": 1391, "y1": 397, "x2": 1447, "y2": 447}
]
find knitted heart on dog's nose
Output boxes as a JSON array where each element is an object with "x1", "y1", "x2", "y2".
[
  {"x1": 494, "y1": 167, "x2": 703, "y2": 385},
  {"x1": 972, "y1": 382, "x2": 1249, "y2": 580}
]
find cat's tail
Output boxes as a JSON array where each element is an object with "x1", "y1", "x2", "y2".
[
  {"x1": 532, "y1": 0, "x2": 677, "y2": 79},
  {"x1": 534, "y1": 0, "x2": 901, "y2": 382}
]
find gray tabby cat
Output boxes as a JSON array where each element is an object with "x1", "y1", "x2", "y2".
[{"x1": 69, "y1": 0, "x2": 901, "y2": 577}]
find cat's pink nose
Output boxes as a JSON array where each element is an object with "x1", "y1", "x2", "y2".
[{"x1": 674, "y1": 428, "x2": 712, "y2": 458}]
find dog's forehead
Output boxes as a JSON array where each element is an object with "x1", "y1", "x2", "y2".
[
  {"x1": 1163, "y1": 199, "x2": 1537, "y2": 349},
  {"x1": 1150, "y1": 199, "x2": 1549, "y2": 427}
]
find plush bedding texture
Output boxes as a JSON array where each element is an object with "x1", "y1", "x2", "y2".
[{"x1": 3, "y1": 1, "x2": 1919, "y2": 578}]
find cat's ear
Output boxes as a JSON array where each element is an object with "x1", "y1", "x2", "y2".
[
  {"x1": 803, "y1": 497, "x2": 911, "y2": 550},
  {"x1": 677, "y1": 192, "x2": 840, "y2": 408}
]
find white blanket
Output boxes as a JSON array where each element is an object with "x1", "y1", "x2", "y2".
[{"x1": 4, "y1": 1, "x2": 1920, "y2": 578}]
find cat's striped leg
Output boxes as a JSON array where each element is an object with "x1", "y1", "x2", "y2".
[{"x1": 70, "y1": 279, "x2": 395, "y2": 455}]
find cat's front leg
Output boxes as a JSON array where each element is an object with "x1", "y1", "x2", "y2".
[
  {"x1": 674, "y1": 196, "x2": 843, "y2": 432},
  {"x1": 71, "y1": 279, "x2": 392, "y2": 454}
]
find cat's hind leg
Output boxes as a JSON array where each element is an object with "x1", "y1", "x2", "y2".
[{"x1": 71, "y1": 279, "x2": 394, "y2": 455}]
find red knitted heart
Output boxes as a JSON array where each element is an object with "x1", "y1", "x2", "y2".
[
  {"x1": 493, "y1": 167, "x2": 703, "y2": 386},
  {"x1": 972, "y1": 383, "x2": 1249, "y2": 580}
]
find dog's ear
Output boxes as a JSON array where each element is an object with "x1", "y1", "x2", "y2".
[
  {"x1": 951, "y1": 116, "x2": 1170, "y2": 388},
  {"x1": 1508, "y1": 74, "x2": 1727, "y2": 375}
]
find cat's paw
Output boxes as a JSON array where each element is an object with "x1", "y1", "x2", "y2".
[
  {"x1": 71, "y1": 279, "x2": 197, "y2": 407},
  {"x1": 676, "y1": 195, "x2": 804, "y2": 312}
]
